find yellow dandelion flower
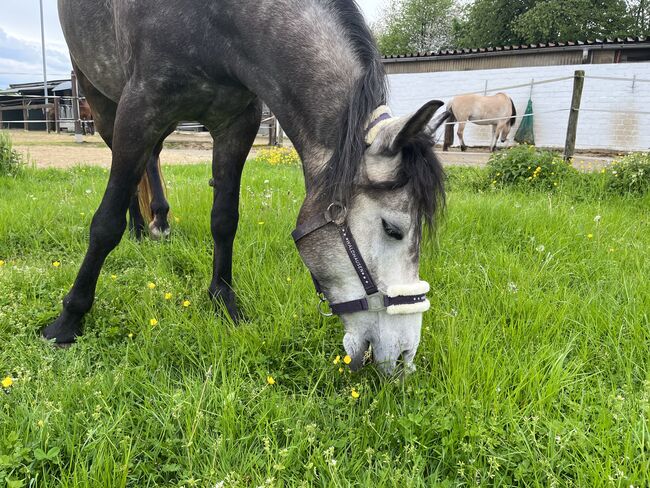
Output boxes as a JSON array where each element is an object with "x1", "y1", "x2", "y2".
[
  {"x1": 258, "y1": 221, "x2": 265, "y2": 225},
  {"x1": 338, "y1": 367, "x2": 344, "y2": 374},
  {"x1": 52, "y1": 261, "x2": 61, "y2": 268},
  {"x1": 182, "y1": 300, "x2": 191, "y2": 307},
  {"x1": 1, "y1": 376, "x2": 13, "y2": 388},
  {"x1": 267, "y1": 376, "x2": 276, "y2": 385},
  {"x1": 351, "y1": 388, "x2": 360, "y2": 399},
  {"x1": 164, "y1": 292, "x2": 172, "y2": 300},
  {"x1": 149, "y1": 318, "x2": 158, "y2": 327},
  {"x1": 37, "y1": 420, "x2": 44, "y2": 428},
  {"x1": 0, "y1": 260, "x2": 5, "y2": 267},
  {"x1": 110, "y1": 274, "x2": 117, "y2": 280},
  {"x1": 333, "y1": 355, "x2": 341, "y2": 365},
  {"x1": 128, "y1": 332, "x2": 134, "y2": 339},
  {"x1": 587, "y1": 234, "x2": 593, "y2": 239},
  {"x1": 343, "y1": 355, "x2": 352, "y2": 365},
  {"x1": 147, "y1": 282, "x2": 156, "y2": 289},
  {"x1": 286, "y1": 277, "x2": 291, "y2": 283}
]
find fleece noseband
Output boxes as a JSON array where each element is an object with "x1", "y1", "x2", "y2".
[{"x1": 292, "y1": 203, "x2": 431, "y2": 316}]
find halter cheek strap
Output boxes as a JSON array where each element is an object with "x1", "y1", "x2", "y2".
[{"x1": 291, "y1": 204, "x2": 430, "y2": 316}]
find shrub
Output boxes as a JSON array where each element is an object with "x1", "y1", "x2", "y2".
[
  {"x1": 0, "y1": 131, "x2": 23, "y2": 176},
  {"x1": 487, "y1": 145, "x2": 575, "y2": 190},
  {"x1": 603, "y1": 152, "x2": 650, "y2": 195},
  {"x1": 255, "y1": 147, "x2": 300, "y2": 166}
]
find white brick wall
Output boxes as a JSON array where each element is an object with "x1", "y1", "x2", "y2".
[{"x1": 387, "y1": 62, "x2": 650, "y2": 152}]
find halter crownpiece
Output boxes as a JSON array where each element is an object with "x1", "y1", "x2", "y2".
[{"x1": 365, "y1": 105, "x2": 394, "y2": 145}]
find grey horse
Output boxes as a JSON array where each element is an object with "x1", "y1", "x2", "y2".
[{"x1": 44, "y1": 0, "x2": 446, "y2": 375}]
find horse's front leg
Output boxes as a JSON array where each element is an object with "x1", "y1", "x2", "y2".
[
  {"x1": 457, "y1": 122, "x2": 467, "y2": 152},
  {"x1": 205, "y1": 99, "x2": 262, "y2": 322},
  {"x1": 490, "y1": 124, "x2": 498, "y2": 152},
  {"x1": 42, "y1": 89, "x2": 172, "y2": 344}
]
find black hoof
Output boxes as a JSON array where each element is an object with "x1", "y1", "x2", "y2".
[
  {"x1": 460, "y1": 145, "x2": 467, "y2": 152},
  {"x1": 208, "y1": 286, "x2": 244, "y2": 323},
  {"x1": 41, "y1": 310, "x2": 83, "y2": 345},
  {"x1": 442, "y1": 145, "x2": 449, "y2": 152}
]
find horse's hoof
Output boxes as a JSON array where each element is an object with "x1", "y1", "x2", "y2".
[
  {"x1": 442, "y1": 146, "x2": 448, "y2": 152},
  {"x1": 149, "y1": 221, "x2": 171, "y2": 240},
  {"x1": 460, "y1": 145, "x2": 467, "y2": 152},
  {"x1": 208, "y1": 287, "x2": 245, "y2": 323},
  {"x1": 41, "y1": 311, "x2": 82, "y2": 346}
]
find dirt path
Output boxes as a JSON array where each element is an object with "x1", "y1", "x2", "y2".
[{"x1": 6, "y1": 130, "x2": 616, "y2": 170}]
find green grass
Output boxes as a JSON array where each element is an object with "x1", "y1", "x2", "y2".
[{"x1": 1, "y1": 160, "x2": 649, "y2": 487}]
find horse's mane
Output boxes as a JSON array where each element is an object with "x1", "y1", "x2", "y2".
[
  {"x1": 312, "y1": 0, "x2": 387, "y2": 205},
  {"x1": 313, "y1": 0, "x2": 444, "y2": 233}
]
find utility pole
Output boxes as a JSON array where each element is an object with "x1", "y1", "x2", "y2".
[{"x1": 39, "y1": 0, "x2": 49, "y2": 131}]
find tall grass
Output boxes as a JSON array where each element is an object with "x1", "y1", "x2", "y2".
[{"x1": 0, "y1": 159, "x2": 649, "y2": 486}]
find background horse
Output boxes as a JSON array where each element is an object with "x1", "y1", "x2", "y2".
[
  {"x1": 443, "y1": 93, "x2": 516, "y2": 152},
  {"x1": 78, "y1": 98, "x2": 95, "y2": 135},
  {"x1": 46, "y1": 0, "x2": 446, "y2": 375}
]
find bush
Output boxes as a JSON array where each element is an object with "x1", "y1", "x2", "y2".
[
  {"x1": 487, "y1": 145, "x2": 575, "y2": 190},
  {"x1": 603, "y1": 152, "x2": 650, "y2": 195},
  {"x1": 254, "y1": 147, "x2": 300, "y2": 166},
  {"x1": 0, "y1": 131, "x2": 23, "y2": 176}
]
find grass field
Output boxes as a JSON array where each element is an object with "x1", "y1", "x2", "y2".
[{"x1": 0, "y1": 157, "x2": 649, "y2": 487}]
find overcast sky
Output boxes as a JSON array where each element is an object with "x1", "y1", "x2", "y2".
[{"x1": 0, "y1": 0, "x2": 386, "y2": 89}]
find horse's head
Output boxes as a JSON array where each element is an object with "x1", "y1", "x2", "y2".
[{"x1": 295, "y1": 101, "x2": 446, "y2": 375}]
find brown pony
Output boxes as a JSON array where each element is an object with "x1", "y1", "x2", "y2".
[{"x1": 443, "y1": 93, "x2": 517, "y2": 152}]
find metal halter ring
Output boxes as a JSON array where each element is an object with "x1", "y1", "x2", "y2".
[
  {"x1": 325, "y1": 202, "x2": 347, "y2": 225},
  {"x1": 317, "y1": 296, "x2": 333, "y2": 317}
]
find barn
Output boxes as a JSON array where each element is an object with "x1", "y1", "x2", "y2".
[{"x1": 382, "y1": 37, "x2": 650, "y2": 152}]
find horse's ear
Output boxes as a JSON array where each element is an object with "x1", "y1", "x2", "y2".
[{"x1": 391, "y1": 100, "x2": 444, "y2": 151}]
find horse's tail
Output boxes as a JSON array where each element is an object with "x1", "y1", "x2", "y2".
[
  {"x1": 137, "y1": 164, "x2": 156, "y2": 225},
  {"x1": 443, "y1": 107, "x2": 456, "y2": 151},
  {"x1": 509, "y1": 98, "x2": 517, "y2": 127}
]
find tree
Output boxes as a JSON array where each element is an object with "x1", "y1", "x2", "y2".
[
  {"x1": 375, "y1": 0, "x2": 457, "y2": 55},
  {"x1": 627, "y1": 0, "x2": 650, "y2": 34},
  {"x1": 453, "y1": 0, "x2": 537, "y2": 48},
  {"x1": 513, "y1": 0, "x2": 633, "y2": 43}
]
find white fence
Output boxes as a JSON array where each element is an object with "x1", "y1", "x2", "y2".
[{"x1": 387, "y1": 62, "x2": 650, "y2": 152}]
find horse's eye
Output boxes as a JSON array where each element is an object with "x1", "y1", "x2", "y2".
[{"x1": 382, "y1": 219, "x2": 403, "y2": 240}]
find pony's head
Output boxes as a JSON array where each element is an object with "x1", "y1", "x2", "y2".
[{"x1": 295, "y1": 101, "x2": 446, "y2": 375}]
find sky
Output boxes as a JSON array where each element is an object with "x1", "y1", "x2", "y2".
[{"x1": 0, "y1": 0, "x2": 386, "y2": 89}]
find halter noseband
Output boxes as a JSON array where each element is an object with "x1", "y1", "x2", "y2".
[{"x1": 292, "y1": 203, "x2": 431, "y2": 316}]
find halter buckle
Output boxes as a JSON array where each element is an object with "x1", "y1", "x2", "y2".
[
  {"x1": 366, "y1": 293, "x2": 385, "y2": 312},
  {"x1": 317, "y1": 295, "x2": 333, "y2": 317},
  {"x1": 325, "y1": 202, "x2": 347, "y2": 225}
]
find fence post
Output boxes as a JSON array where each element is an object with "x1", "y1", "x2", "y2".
[
  {"x1": 71, "y1": 70, "x2": 83, "y2": 143},
  {"x1": 22, "y1": 97, "x2": 29, "y2": 131},
  {"x1": 53, "y1": 97, "x2": 60, "y2": 133},
  {"x1": 563, "y1": 70, "x2": 585, "y2": 161}
]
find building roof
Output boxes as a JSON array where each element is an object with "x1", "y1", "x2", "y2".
[{"x1": 382, "y1": 36, "x2": 649, "y2": 62}]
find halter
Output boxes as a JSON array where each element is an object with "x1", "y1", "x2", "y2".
[{"x1": 292, "y1": 202, "x2": 431, "y2": 316}]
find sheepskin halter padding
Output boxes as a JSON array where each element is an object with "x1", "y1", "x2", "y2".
[{"x1": 365, "y1": 105, "x2": 394, "y2": 145}]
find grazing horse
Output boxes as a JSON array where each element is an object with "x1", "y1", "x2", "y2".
[
  {"x1": 45, "y1": 0, "x2": 446, "y2": 375},
  {"x1": 443, "y1": 93, "x2": 517, "y2": 152}
]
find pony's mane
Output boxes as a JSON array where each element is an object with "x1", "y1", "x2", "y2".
[
  {"x1": 313, "y1": 1, "x2": 445, "y2": 232},
  {"x1": 313, "y1": 0, "x2": 387, "y2": 206},
  {"x1": 397, "y1": 131, "x2": 446, "y2": 234}
]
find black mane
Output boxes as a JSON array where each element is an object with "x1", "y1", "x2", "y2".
[
  {"x1": 314, "y1": 0, "x2": 445, "y2": 231},
  {"x1": 313, "y1": 0, "x2": 387, "y2": 205}
]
